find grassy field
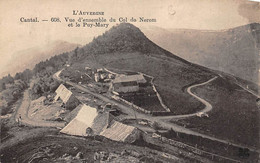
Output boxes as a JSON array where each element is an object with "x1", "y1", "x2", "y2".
[
  {"x1": 71, "y1": 52, "x2": 214, "y2": 115},
  {"x1": 120, "y1": 93, "x2": 165, "y2": 112},
  {"x1": 173, "y1": 77, "x2": 260, "y2": 148},
  {"x1": 117, "y1": 75, "x2": 166, "y2": 112}
]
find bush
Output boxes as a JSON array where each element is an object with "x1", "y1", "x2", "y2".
[
  {"x1": 0, "y1": 80, "x2": 27, "y2": 115},
  {"x1": 65, "y1": 98, "x2": 80, "y2": 110},
  {"x1": 151, "y1": 121, "x2": 161, "y2": 131},
  {"x1": 30, "y1": 77, "x2": 61, "y2": 100}
]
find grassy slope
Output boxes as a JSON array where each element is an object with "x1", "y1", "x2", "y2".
[
  {"x1": 176, "y1": 77, "x2": 259, "y2": 147},
  {"x1": 68, "y1": 23, "x2": 216, "y2": 114},
  {"x1": 142, "y1": 24, "x2": 259, "y2": 84},
  {"x1": 73, "y1": 52, "x2": 213, "y2": 115},
  {"x1": 67, "y1": 23, "x2": 258, "y2": 147}
]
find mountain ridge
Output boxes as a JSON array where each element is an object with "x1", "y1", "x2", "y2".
[
  {"x1": 75, "y1": 23, "x2": 191, "y2": 65},
  {"x1": 0, "y1": 40, "x2": 81, "y2": 78},
  {"x1": 141, "y1": 23, "x2": 260, "y2": 84}
]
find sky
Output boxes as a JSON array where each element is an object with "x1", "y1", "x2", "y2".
[{"x1": 0, "y1": 0, "x2": 259, "y2": 76}]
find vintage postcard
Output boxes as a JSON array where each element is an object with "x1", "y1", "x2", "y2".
[{"x1": 0, "y1": 0, "x2": 259, "y2": 162}]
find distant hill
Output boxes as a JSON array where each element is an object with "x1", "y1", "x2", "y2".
[
  {"x1": 0, "y1": 40, "x2": 80, "y2": 77},
  {"x1": 141, "y1": 23, "x2": 260, "y2": 84}
]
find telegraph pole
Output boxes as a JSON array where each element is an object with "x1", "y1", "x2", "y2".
[{"x1": 131, "y1": 101, "x2": 138, "y2": 124}]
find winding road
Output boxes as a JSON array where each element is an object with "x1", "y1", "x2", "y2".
[
  {"x1": 105, "y1": 68, "x2": 216, "y2": 119},
  {"x1": 157, "y1": 76, "x2": 218, "y2": 119},
  {"x1": 53, "y1": 70, "x2": 260, "y2": 153}
]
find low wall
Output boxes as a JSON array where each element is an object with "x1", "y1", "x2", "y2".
[
  {"x1": 112, "y1": 95, "x2": 169, "y2": 115},
  {"x1": 143, "y1": 132, "x2": 245, "y2": 163}
]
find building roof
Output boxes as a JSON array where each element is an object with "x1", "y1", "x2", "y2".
[
  {"x1": 60, "y1": 104, "x2": 139, "y2": 142},
  {"x1": 60, "y1": 104, "x2": 99, "y2": 136},
  {"x1": 113, "y1": 81, "x2": 138, "y2": 87},
  {"x1": 91, "y1": 112, "x2": 114, "y2": 134},
  {"x1": 60, "y1": 105, "x2": 114, "y2": 136},
  {"x1": 113, "y1": 74, "x2": 146, "y2": 84},
  {"x1": 99, "y1": 120, "x2": 137, "y2": 142},
  {"x1": 60, "y1": 118, "x2": 90, "y2": 136},
  {"x1": 54, "y1": 84, "x2": 73, "y2": 104}
]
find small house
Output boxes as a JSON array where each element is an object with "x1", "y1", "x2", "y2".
[
  {"x1": 54, "y1": 84, "x2": 80, "y2": 110},
  {"x1": 113, "y1": 74, "x2": 146, "y2": 84},
  {"x1": 112, "y1": 81, "x2": 139, "y2": 93},
  {"x1": 110, "y1": 74, "x2": 146, "y2": 93}
]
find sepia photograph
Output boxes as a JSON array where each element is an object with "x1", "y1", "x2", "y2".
[{"x1": 0, "y1": 0, "x2": 259, "y2": 162}]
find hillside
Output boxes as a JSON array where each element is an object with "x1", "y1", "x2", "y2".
[
  {"x1": 76, "y1": 23, "x2": 190, "y2": 64},
  {"x1": 0, "y1": 40, "x2": 80, "y2": 78},
  {"x1": 141, "y1": 23, "x2": 260, "y2": 84},
  {"x1": 67, "y1": 23, "x2": 259, "y2": 147},
  {"x1": 70, "y1": 23, "x2": 216, "y2": 114}
]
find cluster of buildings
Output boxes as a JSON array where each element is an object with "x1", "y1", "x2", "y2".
[
  {"x1": 53, "y1": 68, "x2": 151, "y2": 143},
  {"x1": 54, "y1": 83, "x2": 141, "y2": 143},
  {"x1": 94, "y1": 68, "x2": 115, "y2": 83},
  {"x1": 92, "y1": 67, "x2": 147, "y2": 95},
  {"x1": 60, "y1": 104, "x2": 141, "y2": 143},
  {"x1": 85, "y1": 67, "x2": 147, "y2": 95}
]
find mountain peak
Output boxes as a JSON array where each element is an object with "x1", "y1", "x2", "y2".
[
  {"x1": 70, "y1": 23, "x2": 189, "y2": 65},
  {"x1": 114, "y1": 23, "x2": 141, "y2": 31},
  {"x1": 83, "y1": 23, "x2": 164, "y2": 54}
]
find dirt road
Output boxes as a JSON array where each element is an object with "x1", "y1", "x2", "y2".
[
  {"x1": 158, "y1": 76, "x2": 217, "y2": 120},
  {"x1": 53, "y1": 71, "x2": 259, "y2": 153},
  {"x1": 14, "y1": 83, "x2": 65, "y2": 128}
]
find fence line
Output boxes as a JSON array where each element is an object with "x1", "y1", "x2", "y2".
[
  {"x1": 140, "y1": 72, "x2": 171, "y2": 112},
  {"x1": 105, "y1": 67, "x2": 171, "y2": 113},
  {"x1": 112, "y1": 95, "x2": 171, "y2": 115}
]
